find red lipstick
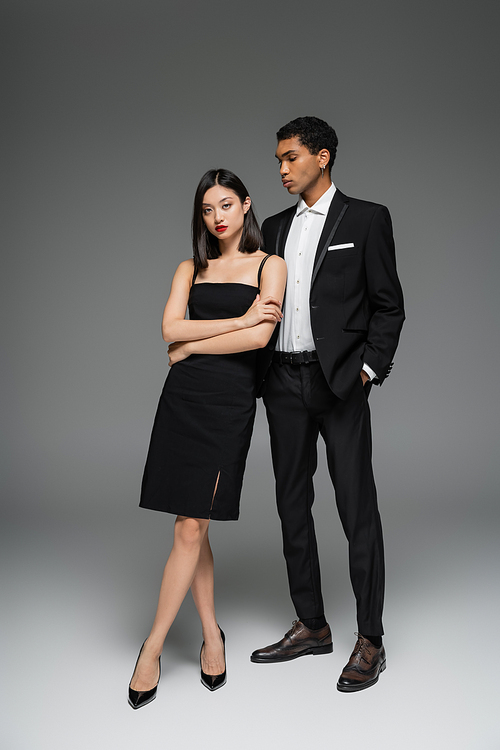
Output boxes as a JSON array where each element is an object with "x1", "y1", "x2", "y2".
[{"x1": 216, "y1": 226, "x2": 228, "y2": 232}]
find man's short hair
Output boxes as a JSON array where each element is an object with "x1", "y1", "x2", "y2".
[{"x1": 276, "y1": 116, "x2": 338, "y2": 172}]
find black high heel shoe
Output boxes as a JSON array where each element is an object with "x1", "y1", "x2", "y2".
[
  {"x1": 128, "y1": 640, "x2": 161, "y2": 709},
  {"x1": 200, "y1": 627, "x2": 226, "y2": 691}
]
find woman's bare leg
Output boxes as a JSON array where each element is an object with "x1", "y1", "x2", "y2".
[
  {"x1": 191, "y1": 532, "x2": 225, "y2": 675},
  {"x1": 130, "y1": 515, "x2": 210, "y2": 691}
]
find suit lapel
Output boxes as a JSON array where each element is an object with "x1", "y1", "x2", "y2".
[
  {"x1": 276, "y1": 207, "x2": 295, "y2": 258},
  {"x1": 310, "y1": 190, "x2": 349, "y2": 287}
]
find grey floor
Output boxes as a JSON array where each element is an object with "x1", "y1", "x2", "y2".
[{"x1": 2, "y1": 410, "x2": 499, "y2": 750}]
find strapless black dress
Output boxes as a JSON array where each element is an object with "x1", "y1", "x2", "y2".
[{"x1": 140, "y1": 271, "x2": 267, "y2": 521}]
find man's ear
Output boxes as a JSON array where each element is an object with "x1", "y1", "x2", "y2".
[{"x1": 318, "y1": 149, "x2": 330, "y2": 171}]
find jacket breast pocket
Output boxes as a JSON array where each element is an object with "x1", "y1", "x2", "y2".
[{"x1": 328, "y1": 243, "x2": 357, "y2": 255}]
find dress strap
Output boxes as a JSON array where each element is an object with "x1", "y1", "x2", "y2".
[
  {"x1": 257, "y1": 254, "x2": 271, "y2": 291},
  {"x1": 192, "y1": 263, "x2": 199, "y2": 285}
]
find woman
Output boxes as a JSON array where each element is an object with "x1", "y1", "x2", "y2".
[{"x1": 128, "y1": 169, "x2": 286, "y2": 708}]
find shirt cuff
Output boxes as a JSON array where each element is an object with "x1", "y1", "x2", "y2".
[{"x1": 362, "y1": 363, "x2": 378, "y2": 381}]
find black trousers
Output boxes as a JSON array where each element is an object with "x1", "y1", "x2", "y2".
[{"x1": 263, "y1": 361, "x2": 385, "y2": 636}]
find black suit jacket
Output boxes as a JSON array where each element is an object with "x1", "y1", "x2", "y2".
[{"x1": 257, "y1": 188, "x2": 405, "y2": 400}]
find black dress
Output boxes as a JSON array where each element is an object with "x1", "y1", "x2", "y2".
[{"x1": 139, "y1": 256, "x2": 270, "y2": 521}]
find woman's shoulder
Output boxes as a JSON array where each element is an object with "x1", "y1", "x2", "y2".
[
  {"x1": 262, "y1": 253, "x2": 286, "y2": 270},
  {"x1": 177, "y1": 257, "x2": 195, "y2": 271},
  {"x1": 252, "y1": 249, "x2": 285, "y2": 264},
  {"x1": 170, "y1": 258, "x2": 195, "y2": 289},
  {"x1": 260, "y1": 254, "x2": 287, "y2": 285},
  {"x1": 174, "y1": 258, "x2": 195, "y2": 277}
]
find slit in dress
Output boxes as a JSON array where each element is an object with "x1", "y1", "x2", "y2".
[{"x1": 209, "y1": 470, "x2": 221, "y2": 516}]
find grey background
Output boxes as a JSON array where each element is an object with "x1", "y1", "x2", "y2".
[{"x1": 2, "y1": 0, "x2": 499, "y2": 748}]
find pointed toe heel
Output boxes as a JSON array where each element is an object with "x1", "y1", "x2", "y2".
[
  {"x1": 128, "y1": 641, "x2": 161, "y2": 709},
  {"x1": 200, "y1": 627, "x2": 226, "y2": 692}
]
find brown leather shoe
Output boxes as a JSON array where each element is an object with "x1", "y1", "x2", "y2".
[
  {"x1": 336, "y1": 633, "x2": 386, "y2": 692},
  {"x1": 250, "y1": 620, "x2": 333, "y2": 663}
]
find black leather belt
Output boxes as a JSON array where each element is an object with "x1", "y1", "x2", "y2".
[{"x1": 272, "y1": 350, "x2": 319, "y2": 365}]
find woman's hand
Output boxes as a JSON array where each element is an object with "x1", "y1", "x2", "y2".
[
  {"x1": 168, "y1": 341, "x2": 192, "y2": 366},
  {"x1": 240, "y1": 294, "x2": 283, "y2": 329}
]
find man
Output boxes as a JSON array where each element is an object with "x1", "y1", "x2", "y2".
[{"x1": 251, "y1": 116, "x2": 405, "y2": 692}]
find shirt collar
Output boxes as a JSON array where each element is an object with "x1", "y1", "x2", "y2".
[{"x1": 296, "y1": 182, "x2": 336, "y2": 217}]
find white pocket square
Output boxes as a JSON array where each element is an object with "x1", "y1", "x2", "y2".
[{"x1": 328, "y1": 242, "x2": 355, "y2": 250}]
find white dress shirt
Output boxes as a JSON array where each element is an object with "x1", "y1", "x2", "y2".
[{"x1": 277, "y1": 182, "x2": 377, "y2": 381}]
